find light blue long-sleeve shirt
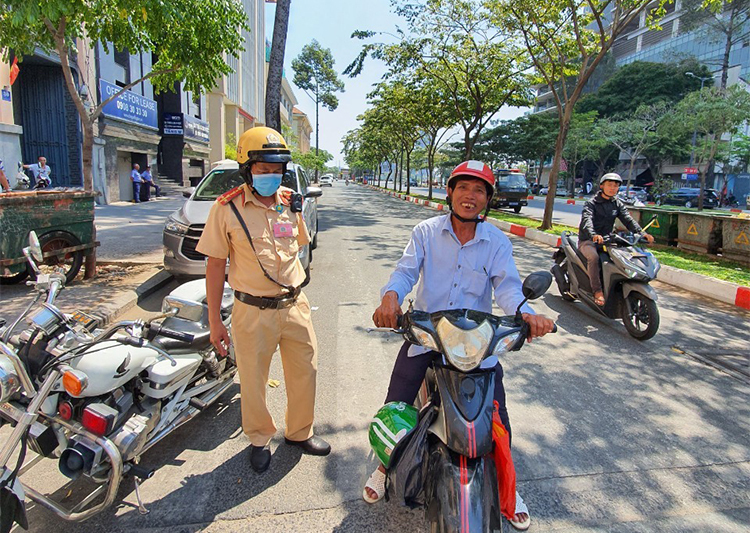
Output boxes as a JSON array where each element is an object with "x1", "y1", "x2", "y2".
[{"x1": 382, "y1": 214, "x2": 532, "y2": 316}]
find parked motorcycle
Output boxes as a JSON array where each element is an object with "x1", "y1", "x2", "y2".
[
  {"x1": 13, "y1": 163, "x2": 50, "y2": 190},
  {"x1": 370, "y1": 271, "x2": 555, "y2": 532},
  {"x1": 0, "y1": 232, "x2": 235, "y2": 527},
  {"x1": 550, "y1": 218, "x2": 660, "y2": 340}
]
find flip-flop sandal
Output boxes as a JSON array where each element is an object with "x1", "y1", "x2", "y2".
[
  {"x1": 362, "y1": 467, "x2": 386, "y2": 504},
  {"x1": 509, "y1": 491, "x2": 531, "y2": 531},
  {"x1": 594, "y1": 293, "x2": 605, "y2": 306}
]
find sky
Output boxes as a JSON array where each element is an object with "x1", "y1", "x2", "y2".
[{"x1": 264, "y1": 0, "x2": 530, "y2": 168}]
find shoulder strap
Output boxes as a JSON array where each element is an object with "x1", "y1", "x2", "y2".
[{"x1": 227, "y1": 200, "x2": 296, "y2": 294}]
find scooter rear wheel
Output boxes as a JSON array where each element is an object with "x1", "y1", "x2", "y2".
[{"x1": 620, "y1": 292, "x2": 659, "y2": 340}]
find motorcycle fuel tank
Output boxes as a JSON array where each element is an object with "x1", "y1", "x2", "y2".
[{"x1": 67, "y1": 341, "x2": 157, "y2": 397}]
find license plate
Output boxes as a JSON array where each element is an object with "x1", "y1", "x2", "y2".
[{"x1": 509, "y1": 202, "x2": 519, "y2": 206}]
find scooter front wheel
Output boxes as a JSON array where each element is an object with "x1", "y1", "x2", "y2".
[{"x1": 620, "y1": 292, "x2": 659, "y2": 340}]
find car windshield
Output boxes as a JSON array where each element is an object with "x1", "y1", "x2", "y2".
[
  {"x1": 193, "y1": 168, "x2": 299, "y2": 200},
  {"x1": 193, "y1": 169, "x2": 244, "y2": 201},
  {"x1": 496, "y1": 174, "x2": 527, "y2": 188}
]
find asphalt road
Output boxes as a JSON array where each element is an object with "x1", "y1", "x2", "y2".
[{"x1": 17, "y1": 184, "x2": 750, "y2": 532}]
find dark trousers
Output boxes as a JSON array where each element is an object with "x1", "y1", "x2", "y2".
[
  {"x1": 385, "y1": 341, "x2": 513, "y2": 445},
  {"x1": 132, "y1": 182, "x2": 141, "y2": 203},
  {"x1": 579, "y1": 239, "x2": 602, "y2": 294},
  {"x1": 142, "y1": 181, "x2": 160, "y2": 200}
]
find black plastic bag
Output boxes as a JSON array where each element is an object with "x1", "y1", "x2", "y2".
[{"x1": 385, "y1": 403, "x2": 438, "y2": 508}]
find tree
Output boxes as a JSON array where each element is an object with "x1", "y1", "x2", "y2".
[
  {"x1": 599, "y1": 102, "x2": 672, "y2": 191},
  {"x1": 292, "y1": 40, "x2": 345, "y2": 180},
  {"x1": 0, "y1": 0, "x2": 248, "y2": 192},
  {"x1": 681, "y1": 0, "x2": 750, "y2": 90},
  {"x1": 265, "y1": 0, "x2": 292, "y2": 132},
  {"x1": 672, "y1": 85, "x2": 750, "y2": 209},
  {"x1": 492, "y1": 0, "x2": 677, "y2": 230},
  {"x1": 562, "y1": 111, "x2": 600, "y2": 194},
  {"x1": 346, "y1": 0, "x2": 532, "y2": 159},
  {"x1": 577, "y1": 59, "x2": 713, "y2": 117}
]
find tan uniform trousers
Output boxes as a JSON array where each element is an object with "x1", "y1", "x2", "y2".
[{"x1": 231, "y1": 291, "x2": 318, "y2": 446}]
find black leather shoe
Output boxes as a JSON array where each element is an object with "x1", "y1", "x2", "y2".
[
  {"x1": 284, "y1": 436, "x2": 331, "y2": 456},
  {"x1": 249, "y1": 445, "x2": 271, "y2": 472}
]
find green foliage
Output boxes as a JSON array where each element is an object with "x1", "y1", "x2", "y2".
[
  {"x1": 292, "y1": 40, "x2": 345, "y2": 112},
  {"x1": 577, "y1": 60, "x2": 713, "y2": 117},
  {"x1": 225, "y1": 133, "x2": 238, "y2": 161},
  {"x1": 293, "y1": 148, "x2": 333, "y2": 174}
]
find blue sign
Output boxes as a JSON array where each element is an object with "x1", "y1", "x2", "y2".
[
  {"x1": 99, "y1": 79, "x2": 158, "y2": 130},
  {"x1": 184, "y1": 114, "x2": 210, "y2": 143},
  {"x1": 686, "y1": 173, "x2": 698, "y2": 181},
  {"x1": 163, "y1": 113, "x2": 184, "y2": 135},
  {"x1": 1, "y1": 89, "x2": 10, "y2": 102}
]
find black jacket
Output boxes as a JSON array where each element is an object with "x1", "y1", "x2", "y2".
[{"x1": 578, "y1": 192, "x2": 642, "y2": 242}]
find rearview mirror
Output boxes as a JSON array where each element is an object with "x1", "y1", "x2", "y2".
[
  {"x1": 28, "y1": 232, "x2": 43, "y2": 262},
  {"x1": 522, "y1": 271, "x2": 552, "y2": 300},
  {"x1": 161, "y1": 296, "x2": 207, "y2": 322},
  {"x1": 305, "y1": 186, "x2": 323, "y2": 198}
]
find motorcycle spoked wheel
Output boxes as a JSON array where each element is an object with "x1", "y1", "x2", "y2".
[{"x1": 620, "y1": 292, "x2": 659, "y2": 340}]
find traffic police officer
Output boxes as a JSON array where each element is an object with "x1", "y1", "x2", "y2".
[{"x1": 196, "y1": 126, "x2": 330, "y2": 473}]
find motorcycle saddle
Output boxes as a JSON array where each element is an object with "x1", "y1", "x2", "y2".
[{"x1": 148, "y1": 317, "x2": 213, "y2": 352}]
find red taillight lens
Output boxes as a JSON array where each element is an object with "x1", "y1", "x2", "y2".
[
  {"x1": 81, "y1": 407, "x2": 115, "y2": 436},
  {"x1": 58, "y1": 401, "x2": 73, "y2": 421}
]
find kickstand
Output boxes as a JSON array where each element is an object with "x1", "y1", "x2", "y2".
[{"x1": 133, "y1": 476, "x2": 149, "y2": 515}]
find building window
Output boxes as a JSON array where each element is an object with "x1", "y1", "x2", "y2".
[{"x1": 114, "y1": 48, "x2": 130, "y2": 87}]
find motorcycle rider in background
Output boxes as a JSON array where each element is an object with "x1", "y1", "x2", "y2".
[
  {"x1": 364, "y1": 160, "x2": 555, "y2": 531},
  {"x1": 579, "y1": 173, "x2": 654, "y2": 306}
]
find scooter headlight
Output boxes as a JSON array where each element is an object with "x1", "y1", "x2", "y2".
[
  {"x1": 609, "y1": 247, "x2": 647, "y2": 279},
  {"x1": 436, "y1": 317, "x2": 493, "y2": 372},
  {"x1": 410, "y1": 325, "x2": 439, "y2": 351},
  {"x1": 491, "y1": 332, "x2": 522, "y2": 356}
]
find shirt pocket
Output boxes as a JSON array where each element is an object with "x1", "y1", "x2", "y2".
[
  {"x1": 277, "y1": 225, "x2": 300, "y2": 262},
  {"x1": 228, "y1": 224, "x2": 275, "y2": 263},
  {"x1": 464, "y1": 268, "x2": 490, "y2": 298}
]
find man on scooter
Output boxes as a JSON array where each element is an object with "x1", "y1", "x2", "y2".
[
  {"x1": 579, "y1": 173, "x2": 654, "y2": 306},
  {"x1": 364, "y1": 160, "x2": 555, "y2": 531}
]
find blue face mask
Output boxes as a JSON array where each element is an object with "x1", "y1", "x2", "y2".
[{"x1": 252, "y1": 173, "x2": 282, "y2": 197}]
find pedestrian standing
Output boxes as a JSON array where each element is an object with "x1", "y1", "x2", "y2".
[
  {"x1": 197, "y1": 126, "x2": 330, "y2": 474},
  {"x1": 0, "y1": 159, "x2": 11, "y2": 193},
  {"x1": 23, "y1": 156, "x2": 51, "y2": 188},
  {"x1": 141, "y1": 165, "x2": 160, "y2": 200},
  {"x1": 131, "y1": 163, "x2": 142, "y2": 203}
]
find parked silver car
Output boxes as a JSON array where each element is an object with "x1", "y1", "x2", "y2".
[{"x1": 163, "y1": 160, "x2": 322, "y2": 277}]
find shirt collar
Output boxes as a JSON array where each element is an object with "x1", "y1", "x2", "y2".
[
  {"x1": 242, "y1": 183, "x2": 281, "y2": 208},
  {"x1": 439, "y1": 214, "x2": 490, "y2": 243}
]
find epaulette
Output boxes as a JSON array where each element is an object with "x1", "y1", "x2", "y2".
[{"x1": 217, "y1": 186, "x2": 245, "y2": 206}]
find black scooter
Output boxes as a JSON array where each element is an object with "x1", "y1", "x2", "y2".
[
  {"x1": 550, "y1": 219, "x2": 660, "y2": 340},
  {"x1": 373, "y1": 271, "x2": 555, "y2": 532}
]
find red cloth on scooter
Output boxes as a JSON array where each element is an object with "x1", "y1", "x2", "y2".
[{"x1": 492, "y1": 400, "x2": 516, "y2": 521}]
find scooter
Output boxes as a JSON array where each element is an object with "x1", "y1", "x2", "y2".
[
  {"x1": 371, "y1": 271, "x2": 555, "y2": 532},
  {"x1": 550, "y1": 217, "x2": 660, "y2": 340},
  {"x1": 13, "y1": 163, "x2": 51, "y2": 190},
  {"x1": 0, "y1": 232, "x2": 236, "y2": 527}
]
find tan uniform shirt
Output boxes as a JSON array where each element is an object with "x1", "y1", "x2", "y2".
[{"x1": 196, "y1": 184, "x2": 310, "y2": 296}]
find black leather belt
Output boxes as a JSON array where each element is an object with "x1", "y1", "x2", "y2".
[{"x1": 235, "y1": 288, "x2": 300, "y2": 310}]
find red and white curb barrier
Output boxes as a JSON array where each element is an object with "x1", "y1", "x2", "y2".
[{"x1": 368, "y1": 185, "x2": 750, "y2": 311}]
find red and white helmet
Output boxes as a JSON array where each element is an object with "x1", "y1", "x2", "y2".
[{"x1": 447, "y1": 160, "x2": 495, "y2": 197}]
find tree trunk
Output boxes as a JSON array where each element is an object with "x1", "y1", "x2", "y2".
[
  {"x1": 265, "y1": 0, "x2": 291, "y2": 132},
  {"x1": 720, "y1": 6, "x2": 737, "y2": 91},
  {"x1": 542, "y1": 115, "x2": 572, "y2": 230}
]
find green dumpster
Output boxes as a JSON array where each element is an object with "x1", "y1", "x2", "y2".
[
  {"x1": 616, "y1": 207, "x2": 678, "y2": 245},
  {"x1": 722, "y1": 216, "x2": 750, "y2": 264},
  {"x1": 0, "y1": 190, "x2": 98, "y2": 284}
]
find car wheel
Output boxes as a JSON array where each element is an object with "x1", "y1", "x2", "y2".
[
  {"x1": 514, "y1": 205, "x2": 522, "y2": 213},
  {"x1": 311, "y1": 216, "x2": 318, "y2": 250}
]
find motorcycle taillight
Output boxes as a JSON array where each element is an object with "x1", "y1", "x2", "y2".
[
  {"x1": 58, "y1": 401, "x2": 73, "y2": 421},
  {"x1": 81, "y1": 404, "x2": 117, "y2": 436}
]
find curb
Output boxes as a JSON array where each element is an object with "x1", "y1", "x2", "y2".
[
  {"x1": 368, "y1": 185, "x2": 750, "y2": 311},
  {"x1": 91, "y1": 269, "x2": 174, "y2": 326}
]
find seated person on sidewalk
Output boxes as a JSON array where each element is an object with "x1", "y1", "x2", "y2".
[
  {"x1": 363, "y1": 160, "x2": 555, "y2": 532},
  {"x1": 578, "y1": 173, "x2": 654, "y2": 306},
  {"x1": 141, "y1": 165, "x2": 161, "y2": 200}
]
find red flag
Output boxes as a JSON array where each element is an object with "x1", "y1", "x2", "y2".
[
  {"x1": 559, "y1": 158, "x2": 568, "y2": 172},
  {"x1": 9, "y1": 57, "x2": 19, "y2": 86}
]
